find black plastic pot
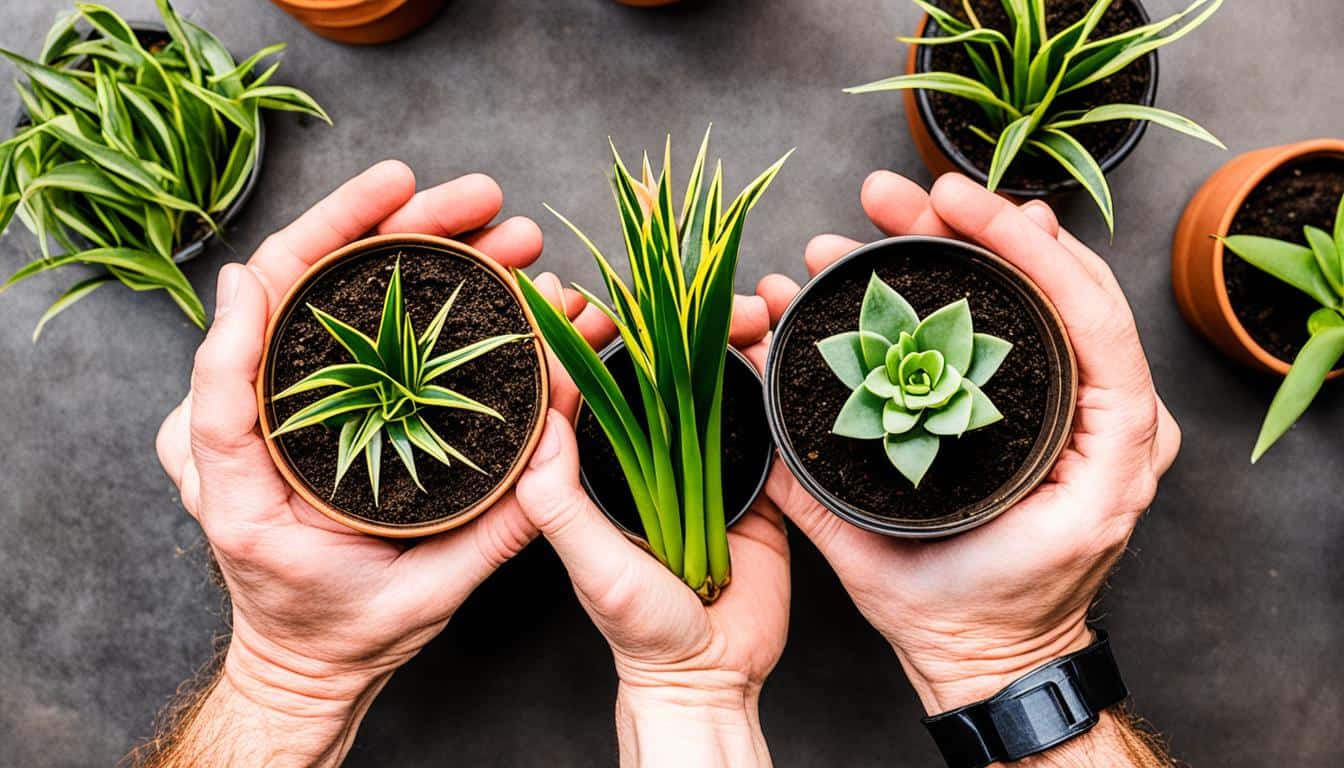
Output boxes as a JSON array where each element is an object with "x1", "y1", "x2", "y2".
[
  {"x1": 576, "y1": 342, "x2": 773, "y2": 541},
  {"x1": 764, "y1": 236, "x2": 1077, "y2": 538},
  {"x1": 10, "y1": 21, "x2": 266, "y2": 264},
  {"x1": 908, "y1": 0, "x2": 1158, "y2": 199}
]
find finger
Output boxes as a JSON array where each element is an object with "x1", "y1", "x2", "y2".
[
  {"x1": 248, "y1": 160, "x2": 416, "y2": 309},
  {"x1": 757, "y1": 274, "x2": 800, "y2": 327},
  {"x1": 156, "y1": 394, "x2": 191, "y2": 489},
  {"x1": 861, "y1": 170, "x2": 956, "y2": 238},
  {"x1": 376, "y1": 173, "x2": 504, "y2": 237},
  {"x1": 1152, "y1": 397, "x2": 1181, "y2": 475},
  {"x1": 1019, "y1": 200, "x2": 1060, "y2": 239},
  {"x1": 515, "y1": 411, "x2": 701, "y2": 644},
  {"x1": 805, "y1": 234, "x2": 864, "y2": 277},
  {"x1": 764, "y1": 459, "x2": 880, "y2": 563},
  {"x1": 741, "y1": 333, "x2": 770, "y2": 375},
  {"x1": 464, "y1": 216, "x2": 545, "y2": 269},
  {"x1": 189, "y1": 265, "x2": 291, "y2": 516},
  {"x1": 1059, "y1": 228, "x2": 1126, "y2": 299},
  {"x1": 729, "y1": 294, "x2": 770, "y2": 348}
]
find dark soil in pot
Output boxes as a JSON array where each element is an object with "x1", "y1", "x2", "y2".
[
  {"x1": 1224, "y1": 154, "x2": 1344, "y2": 366},
  {"x1": 924, "y1": 0, "x2": 1154, "y2": 192},
  {"x1": 576, "y1": 344, "x2": 772, "y2": 537},
  {"x1": 265, "y1": 246, "x2": 542, "y2": 527},
  {"x1": 771, "y1": 239, "x2": 1065, "y2": 529}
]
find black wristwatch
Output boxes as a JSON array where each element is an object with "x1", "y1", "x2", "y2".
[{"x1": 922, "y1": 631, "x2": 1127, "y2": 768}]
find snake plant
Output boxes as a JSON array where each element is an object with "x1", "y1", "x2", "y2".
[
  {"x1": 820, "y1": 274, "x2": 1012, "y2": 486},
  {"x1": 1220, "y1": 196, "x2": 1344, "y2": 462},
  {"x1": 846, "y1": 0, "x2": 1224, "y2": 234},
  {"x1": 0, "y1": 1, "x2": 329, "y2": 340},
  {"x1": 515, "y1": 129, "x2": 789, "y2": 602},
  {"x1": 271, "y1": 260, "x2": 529, "y2": 503}
]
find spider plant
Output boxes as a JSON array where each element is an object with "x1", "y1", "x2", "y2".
[
  {"x1": 846, "y1": 0, "x2": 1224, "y2": 234},
  {"x1": 1220, "y1": 195, "x2": 1344, "y2": 462},
  {"x1": 515, "y1": 130, "x2": 789, "y2": 602},
  {"x1": 271, "y1": 259, "x2": 530, "y2": 503},
  {"x1": 0, "y1": 1, "x2": 329, "y2": 340}
]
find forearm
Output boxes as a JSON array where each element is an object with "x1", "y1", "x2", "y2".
[
  {"x1": 1009, "y1": 709, "x2": 1173, "y2": 768},
  {"x1": 615, "y1": 683, "x2": 771, "y2": 768},
  {"x1": 126, "y1": 641, "x2": 387, "y2": 768}
]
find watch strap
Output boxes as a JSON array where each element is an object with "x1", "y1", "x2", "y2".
[{"x1": 922, "y1": 630, "x2": 1127, "y2": 768}]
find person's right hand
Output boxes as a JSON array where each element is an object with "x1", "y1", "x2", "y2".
[{"x1": 755, "y1": 171, "x2": 1181, "y2": 715}]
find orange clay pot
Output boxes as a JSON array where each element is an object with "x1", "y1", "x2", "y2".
[
  {"x1": 255, "y1": 234, "x2": 550, "y2": 538},
  {"x1": 270, "y1": 0, "x2": 446, "y2": 45},
  {"x1": 1171, "y1": 138, "x2": 1344, "y2": 380}
]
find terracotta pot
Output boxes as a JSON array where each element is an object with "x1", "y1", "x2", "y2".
[
  {"x1": 270, "y1": 0, "x2": 446, "y2": 45},
  {"x1": 764, "y1": 236, "x2": 1077, "y2": 538},
  {"x1": 256, "y1": 234, "x2": 550, "y2": 538},
  {"x1": 1171, "y1": 138, "x2": 1344, "y2": 380},
  {"x1": 903, "y1": 1, "x2": 1158, "y2": 199}
]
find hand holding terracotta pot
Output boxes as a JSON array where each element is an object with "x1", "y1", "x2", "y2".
[
  {"x1": 152, "y1": 162, "x2": 605, "y2": 763},
  {"x1": 755, "y1": 171, "x2": 1180, "y2": 717}
]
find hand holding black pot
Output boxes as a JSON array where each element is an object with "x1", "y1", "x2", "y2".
[
  {"x1": 149, "y1": 162, "x2": 582, "y2": 766},
  {"x1": 757, "y1": 172, "x2": 1180, "y2": 760},
  {"x1": 514, "y1": 302, "x2": 788, "y2": 768}
]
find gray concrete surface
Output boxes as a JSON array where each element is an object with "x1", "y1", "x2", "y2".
[{"x1": 2, "y1": 0, "x2": 1341, "y2": 765}]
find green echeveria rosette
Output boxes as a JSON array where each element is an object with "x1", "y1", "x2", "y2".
[{"x1": 817, "y1": 273, "x2": 1013, "y2": 487}]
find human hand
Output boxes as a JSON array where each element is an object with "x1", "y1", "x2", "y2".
[
  {"x1": 514, "y1": 298, "x2": 787, "y2": 767},
  {"x1": 154, "y1": 162, "x2": 611, "y2": 733},
  {"x1": 756, "y1": 171, "x2": 1180, "y2": 714}
]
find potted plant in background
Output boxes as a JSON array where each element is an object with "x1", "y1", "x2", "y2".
[
  {"x1": 269, "y1": 0, "x2": 447, "y2": 45},
  {"x1": 516, "y1": 130, "x2": 788, "y2": 602},
  {"x1": 257, "y1": 234, "x2": 549, "y2": 538},
  {"x1": 846, "y1": 0, "x2": 1223, "y2": 233},
  {"x1": 764, "y1": 236, "x2": 1076, "y2": 538},
  {"x1": 0, "y1": 0, "x2": 328, "y2": 340},
  {"x1": 1173, "y1": 139, "x2": 1344, "y2": 461}
]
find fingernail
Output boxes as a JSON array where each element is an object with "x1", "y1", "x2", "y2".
[
  {"x1": 529, "y1": 412, "x2": 562, "y2": 468},
  {"x1": 215, "y1": 265, "x2": 240, "y2": 320}
]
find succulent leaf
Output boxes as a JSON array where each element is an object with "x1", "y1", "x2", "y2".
[
  {"x1": 859, "y1": 272, "x2": 918, "y2": 354},
  {"x1": 824, "y1": 275, "x2": 1009, "y2": 485},
  {"x1": 1304, "y1": 226, "x2": 1344, "y2": 298},
  {"x1": 1219, "y1": 235, "x2": 1338, "y2": 310}
]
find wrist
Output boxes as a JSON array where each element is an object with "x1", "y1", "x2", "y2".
[
  {"x1": 616, "y1": 680, "x2": 770, "y2": 768},
  {"x1": 895, "y1": 620, "x2": 1094, "y2": 714}
]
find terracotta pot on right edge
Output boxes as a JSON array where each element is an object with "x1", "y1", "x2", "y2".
[
  {"x1": 1171, "y1": 138, "x2": 1344, "y2": 380},
  {"x1": 271, "y1": 0, "x2": 446, "y2": 45}
]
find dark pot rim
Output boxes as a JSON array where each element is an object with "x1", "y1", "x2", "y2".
[
  {"x1": 255, "y1": 233, "x2": 551, "y2": 539},
  {"x1": 577, "y1": 341, "x2": 771, "y2": 540},
  {"x1": 763, "y1": 236, "x2": 1078, "y2": 538},
  {"x1": 10, "y1": 20, "x2": 266, "y2": 265},
  {"x1": 913, "y1": 0, "x2": 1159, "y2": 199}
]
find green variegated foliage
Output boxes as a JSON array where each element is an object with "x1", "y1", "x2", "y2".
[
  {"x1": 0, "y1": 1, "x2": 329, "y2": 340},
  {"x1": 1220, "y1": 196, "x2": 1344, "y2": 463},
  {"x1": 820, "y1": 274, "x2": 1012, "y2": 487},
  {"x1": 515, "y1": 129, "x2": 789, "y2": 602},
  {"x1": 271, "y1": 260, "x2": 530, "y2": 504},
  {"x1": 846, "y1": 0, "x2": 1224, "y2": 234}
]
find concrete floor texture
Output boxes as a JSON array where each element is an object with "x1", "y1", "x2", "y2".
[{"x1": 2, "y1": 0, "x2": 1340, "y2": 765}]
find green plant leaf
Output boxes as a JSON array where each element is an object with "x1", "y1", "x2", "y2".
[
  {"x1": 418, "y1": 281, "x2": 463, "y2": 356},
  {"x1": 1303, "y1": 226, "x2": 1344, "y2": 299},
  {"x1": 914, "y1": 298, "x2": 973, "y2": 372},
  {"x1": 241, "y1": 85, "x2": 332, "y2": 124},
  {"x1": 1220, "y1": 235, "x2": 1337, "y2": 309},
  {"x1": 422, "y1": 333, "x2": 530, "y2": 384},
  {"x1": 896, "y1": 349, "x2": 945, "y2": 395},
  {"x1": 413, "y1": 385, "x2": 503, "y2": 420},
  {"x1": 40, "y1": 11, "x2": 82, "y2": 64},
  {"x1": 833, "y1": 387, "x2": 888, "y2": 440},
  {"x1": 963, "y1": 379, "x2": 1005, "y2": 430},
  {"x1": 858, "y1": 272, "x2": 918, "y2": 356},
  {"x1": 844, "y1": 72, "x2": 1019, "y2": 117},
  {"x1": 1047, "y1": 104, "x2": 1224, "y2": 149},
  {"x1": 1065, "y1": 0, "x2": 1223, "y2": 92},
  {"x1": 1251, "y1": 326, "x2": 1344, "y2": 462},
  {"x1": 31, "y1": 274, "x2": 114, "y2": 342},
  {"x1": 986, "y1": 114, "x2": 1036, "y2": 191},
  {"x1": 273, "y1": 363, "x2": 413, "y2": 401},
  {"x1": 0, "y1": 49, "x2": 97, "y2": 113},
  {"x1": 863, "y1": 366, "x2": 902, "y2": 400},
  {"x1": 1030, "y1": 129, "x2": 1114, "y2": 235},
  {"x1": 384, "y1": 419, "x2": 424, "y2": 492},
  {"x1": 271, "y1": 385, "x2": 382, "y2": 437},
  {"x1": 884, "y1": 429, "x2": 940, "y2": 487},
  {"x1": 898, "y1": 28, "x2": 1010, "y2": 48},
  {"x1": 922, "y1": 388, "x2": 973, "y2": 436},
  {"x1": 882, "y1": 399, "x2": 920, "y2": 435},
  {"x1": 818, "y1": 331, "x2": 885, "y2": 389},
  {"x1": 903, "y1": 364, "x2": 962, "y2": 410},
  {"x1": 966, "y1": 332, "x2": 1013, "y2": 386},
  {"x1": 309, "y1": 305, "x2": 381, "y2": 366}
]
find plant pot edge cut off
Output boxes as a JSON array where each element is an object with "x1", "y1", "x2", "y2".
[
  {"x1": 764, "y1": 235, "x2": 1078, "y2": 539},
  {"x1": 270, "y1": 0, "x2": 447, "y2": 45},
  {"x1": 256, "y1": 233, "x2": 550, "y2": 538},
  {"x1": 1172, "y1": 137, "x2": 1344, "y2": 380},
  {"x1": 575, "y1": 342, "x2": 773, "y2": 544},
  {"x1": 10, "y1": 21, "x2": 266, "y2": 265},
  {"x1": 903, "y1": 0, "x2": 1158, "y2": 200}
]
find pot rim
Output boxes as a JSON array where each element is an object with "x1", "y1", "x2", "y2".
[
  {"x1": 11, "y1": 20, "x2": 266, "y2": 265},
  {"x1": 763, "y1": 235, "x2": 1078, "y2": 538},
  {"x1": 911, "y1": 0, "x2": 1159, "y2": 199},
  {"x1": 1206, "y1": 139, "x2": 1344, "y2": 375},
  {"x1": 255, "y1": 233, "x2": 551, "y2": 539},
  {"x1": 275, "y1": 0, "x2": 422, "y2": 29},
  {"x1": 576, "y1": 341, "x2": 770, "y2": 539}
]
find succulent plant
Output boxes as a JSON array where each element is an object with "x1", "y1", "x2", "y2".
[
  {"x1": 516, "y1": 129, "x2": 789, "y2": 602},
  {"x1": 271, "y1": 259, "x2": 530, "y2": 503},
  {"x1": 846, "y1": 0, "x2": 1224, "y2": 234},
  {"x1": 1220, "y1": 195, "x2": 1344, "y2": 462},
  {"x1": 0, "y1": 0, "x2": 329, "y2": 340},
  {"x1": 819, "y1": 274, "x2": 1012, "y2": 486}
]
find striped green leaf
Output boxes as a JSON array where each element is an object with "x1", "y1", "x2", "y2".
[{"x1": 1029, "y1": 129, "x2": 1115, "y2": 235}]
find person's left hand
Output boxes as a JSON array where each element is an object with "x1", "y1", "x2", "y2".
[{"x1": 514, "y1": 301, "x2": 788, "y2": 767}]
